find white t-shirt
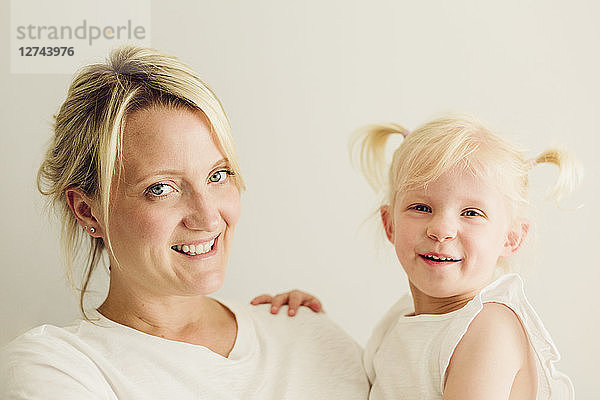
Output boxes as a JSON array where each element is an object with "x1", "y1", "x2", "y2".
[
  {"x1": 1, "y1": 300, "x2": 369, "y2": 400},
  {"x1": 363, "y1": 274, "x2": 574, "y2": 400}
]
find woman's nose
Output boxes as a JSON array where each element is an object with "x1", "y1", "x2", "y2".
[
  {"x1": 182, "y1": 192, "x2": 220, "y2": 231},
  {"x1": 426, "y1": 214, "x2": 457, "y2": 242}
]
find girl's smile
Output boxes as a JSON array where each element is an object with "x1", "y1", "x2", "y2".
[
  {"x1": 381, "y1": 166, "x2": 526, "y2": 313},
  {"x1": 418, "y1": 252, "x2": 463, "y2": 266}
]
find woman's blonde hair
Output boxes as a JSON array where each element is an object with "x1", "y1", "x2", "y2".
[
  {"x1": 352, "y1": 114, "x2": 582, "y2": 269},
  {"x1": 37, "y1": 45, "x2": 245, "y2": 315}
]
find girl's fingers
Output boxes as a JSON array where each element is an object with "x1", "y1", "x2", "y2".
[
  {"x1": 287, "y1": 290, "x2": 304, "y2": 316},
  {"x1": 250, "y1": 290, "x2": 323, "y2": 315},
  {"x1": 307, "y1": 298, "x2": 323, "y2": 313},
  {"x1": 270, "y1": 293, "x2": 290, "y2": 314},
  {"x1": 250, "y1": 294, "x2": 273, "y2": 305}
]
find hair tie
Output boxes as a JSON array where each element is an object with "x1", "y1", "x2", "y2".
[{"x1": 400, "y1": 128, "x2": 410, "y2": 138}]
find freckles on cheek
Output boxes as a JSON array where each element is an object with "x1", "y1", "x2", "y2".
[
  {"x1": 146, "y1": 215, "x2": 171, "y2": 240},
  {"x1": 223, "y1": 191, "x2": 242, "y2": 226},
  {"x1": 126, "y1": 208, "x2": 169, "y2": 241},
  {"x1": 394, "y1": 231, "x2": 416, "y2": 258},
  {"x1": 395, "y1": 218, "x2": 419, "y2": 242},
  {"x1": 226, "y1": 206, "x2": 241, "y2": 227}
]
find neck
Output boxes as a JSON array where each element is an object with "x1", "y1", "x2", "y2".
[
  {"x1": 97, "y1": 275, "x2": 236, "y2": 351},
  {"x1": 409, "y1": 281, "x2": 479, "y2": 316}
]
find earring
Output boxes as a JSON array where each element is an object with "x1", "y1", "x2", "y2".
[{"x1": 90, "y1": 227, "x2": 96, "y2": 234}]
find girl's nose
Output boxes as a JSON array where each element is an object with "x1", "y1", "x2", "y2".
[
  {"x1": 182, "y1": 192, "x2": 220, "y2": 232},
  {"x1": 426, "y1": 215, "x2": 457, "y2": 242}
]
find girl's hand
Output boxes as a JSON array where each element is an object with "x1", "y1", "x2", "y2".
[{"x1": 250, "y1": 290, "x2": 323, "y2": 316}]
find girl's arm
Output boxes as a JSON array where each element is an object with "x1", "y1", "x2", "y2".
[
  {"x1": 443, "y1": 303, "x2": 537, "y2": 400},
  {"x1": 251, "y1": 290, "x2": 323, "y2": 316}
]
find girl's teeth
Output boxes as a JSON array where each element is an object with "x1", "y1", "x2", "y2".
[{"x1": 425, "y1": 254, "x2": 456, "y2": 261}]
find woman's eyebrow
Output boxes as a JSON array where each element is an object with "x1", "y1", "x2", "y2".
[
  {"x1": 131, "y1": 158, "x2": 230, "y2": 186},
  {"x1": 129, "y1": 169, "x2": 182, "y2": 186},
  {"x1": 211, "y1": 158, "x2": 230, "y2": 168}
]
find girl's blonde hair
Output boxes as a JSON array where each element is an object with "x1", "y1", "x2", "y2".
[
  {"x1": 352, "y1": 114, "x2": 581, "y2": 268},
  {"x1": 37, "y1": 45, "x2": 245, "y2": 315}
]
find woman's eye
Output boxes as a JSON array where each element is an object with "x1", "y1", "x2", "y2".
[
  {"x1": 462, "y1": 209, "x2": 484, "y2": 217},
  {"x1": 411, "y1": 204, "x2": 431, "y2": 213},
  {"x1": 147, "y1": 183, "x2": 175, "y2": 197},
  {"x1": 209, "y1": 169, "x2": 233, "y2": 183}
]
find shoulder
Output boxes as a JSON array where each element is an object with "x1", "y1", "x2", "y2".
[
  {"x1": 453, "y1": 274, "x2": 533, "y2": 370},
  {"x1": 248, "y1": 303, "x2": 350, "y2": 336},
  {"x1": 248, "y1": 302, "x2": 363, "y2": 352},
  {"x1": 246, "y1": 302, "x2": 367, "y2": 382},
  {"x1": 1, "y1": 324, "x2": 108, "y2": 398},
  {"x1": 480, "y1": 273, "x2": 525, "y2": 301},
  {"x1": 237, "y1": 303, "x2": 369, "y2": 397},
  {"x1": 362, "y1": 295, "x2": 411, "y2": 382},
  {"x1": 364, "y1": 294, "x2": 411, "y2": 354},
  {"x1": 2, "y1": 324, "x2": 85, "y2": 360},
  {"x1": 443, "y1": 302, "x2": 534, "y2": 400},
  {"x1": 469, "y1": 302, "x2": 529, "y2": 342},
  {"x1": 371, "y1": 294, "x2": 410, "y2": 334}
]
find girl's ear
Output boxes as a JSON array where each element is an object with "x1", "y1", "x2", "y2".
[
  {"x1": 380, "y1": 205, "x2": 394, "y2": 243},
  {"x1": 65, "y1": 187, "x2": 103, "y2": 238},
  {"x1": 502, "y1": 221, "x2": 530, "y2": 256}
]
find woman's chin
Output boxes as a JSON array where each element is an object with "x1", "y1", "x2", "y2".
[{"x1": 187, "y1": 270, "x2": 227, "y2": 296}]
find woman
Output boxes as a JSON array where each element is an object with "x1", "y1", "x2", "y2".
[{"x1": 0, "y1": 46, "x2": 368, "y2": 399}]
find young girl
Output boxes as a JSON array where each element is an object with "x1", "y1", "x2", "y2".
[{"x1": 253, "y1": 114, "x2": 578, "y2": 399}]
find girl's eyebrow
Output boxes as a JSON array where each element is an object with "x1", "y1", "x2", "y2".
[
  {"x1": 401, "y1": 191, "x2": 431, "y2": 202},
  {"x1": 400, "y1": 192, "x2": 492, "y2": 207}
]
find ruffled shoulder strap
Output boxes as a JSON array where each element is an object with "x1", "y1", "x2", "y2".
[{"x1": 480, "y1": 274, "x2": 575, "y2": 400}]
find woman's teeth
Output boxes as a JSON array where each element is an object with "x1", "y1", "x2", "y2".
[{"x1": 172, "y1": 239, "x2": 216, "y2": 256}]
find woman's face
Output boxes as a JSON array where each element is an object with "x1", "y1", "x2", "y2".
[{"x1": 101, "y1": 106, "x2": 241, "y2": 298}]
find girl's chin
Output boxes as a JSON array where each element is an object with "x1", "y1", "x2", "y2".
[{"x1": 411, "y1": 280, "x2": 463, "y2": 299}]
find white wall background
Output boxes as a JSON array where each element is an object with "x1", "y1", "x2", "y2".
[{"x1": 2, "y1": 0, "x2": 599, "y2": 397}]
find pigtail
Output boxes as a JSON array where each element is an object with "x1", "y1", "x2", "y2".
[
  {"x1": 350, "y1": 123, "x2": 409, "y2": 193},
  {"x1": 532, "y1": 148, "x2": 583, "y2": 203}
]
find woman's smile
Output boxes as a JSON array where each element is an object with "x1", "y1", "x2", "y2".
[
  {"x1": 171, "y1": 234, "x2": 219, "y2": 257},
  {"x1": 101, "y1": 105, "x2": 242, "y2": 298}
]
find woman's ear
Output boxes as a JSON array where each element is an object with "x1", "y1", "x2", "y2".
[
  {"x1": 65, "y1": 187, "x2": 103, "y2": 238},
  {"x1": 380, "y1": 205, "x2": 394, "y2": 243},
  {"x1": 502, "y1": 221, "x2": 530, "y2": 256}
]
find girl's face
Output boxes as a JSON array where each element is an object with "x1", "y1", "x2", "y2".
[
  {"x1": 100, "y1": 106, "x2": 241, "y2": 298},
  {"x1": 381, "y1": 167, "x2": 523, "y2": 299}
]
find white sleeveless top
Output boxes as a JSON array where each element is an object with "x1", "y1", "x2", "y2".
[{"x1": 363, "y1": 274, "x2": 574, "y2": 400}]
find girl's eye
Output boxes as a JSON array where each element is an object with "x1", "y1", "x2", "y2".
[
  {"x1": 462, "y1": 209, "x2": 484, "y2": 217},
  {"x1": 411, "y1": 204, "x2": 431, "y2": 213},
  {"x1": 209, "y1": 169, "x2": 234, "y2": 183},
  {"x1": 146, "y1": 183, "x2": 175, "y2": 197}
]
